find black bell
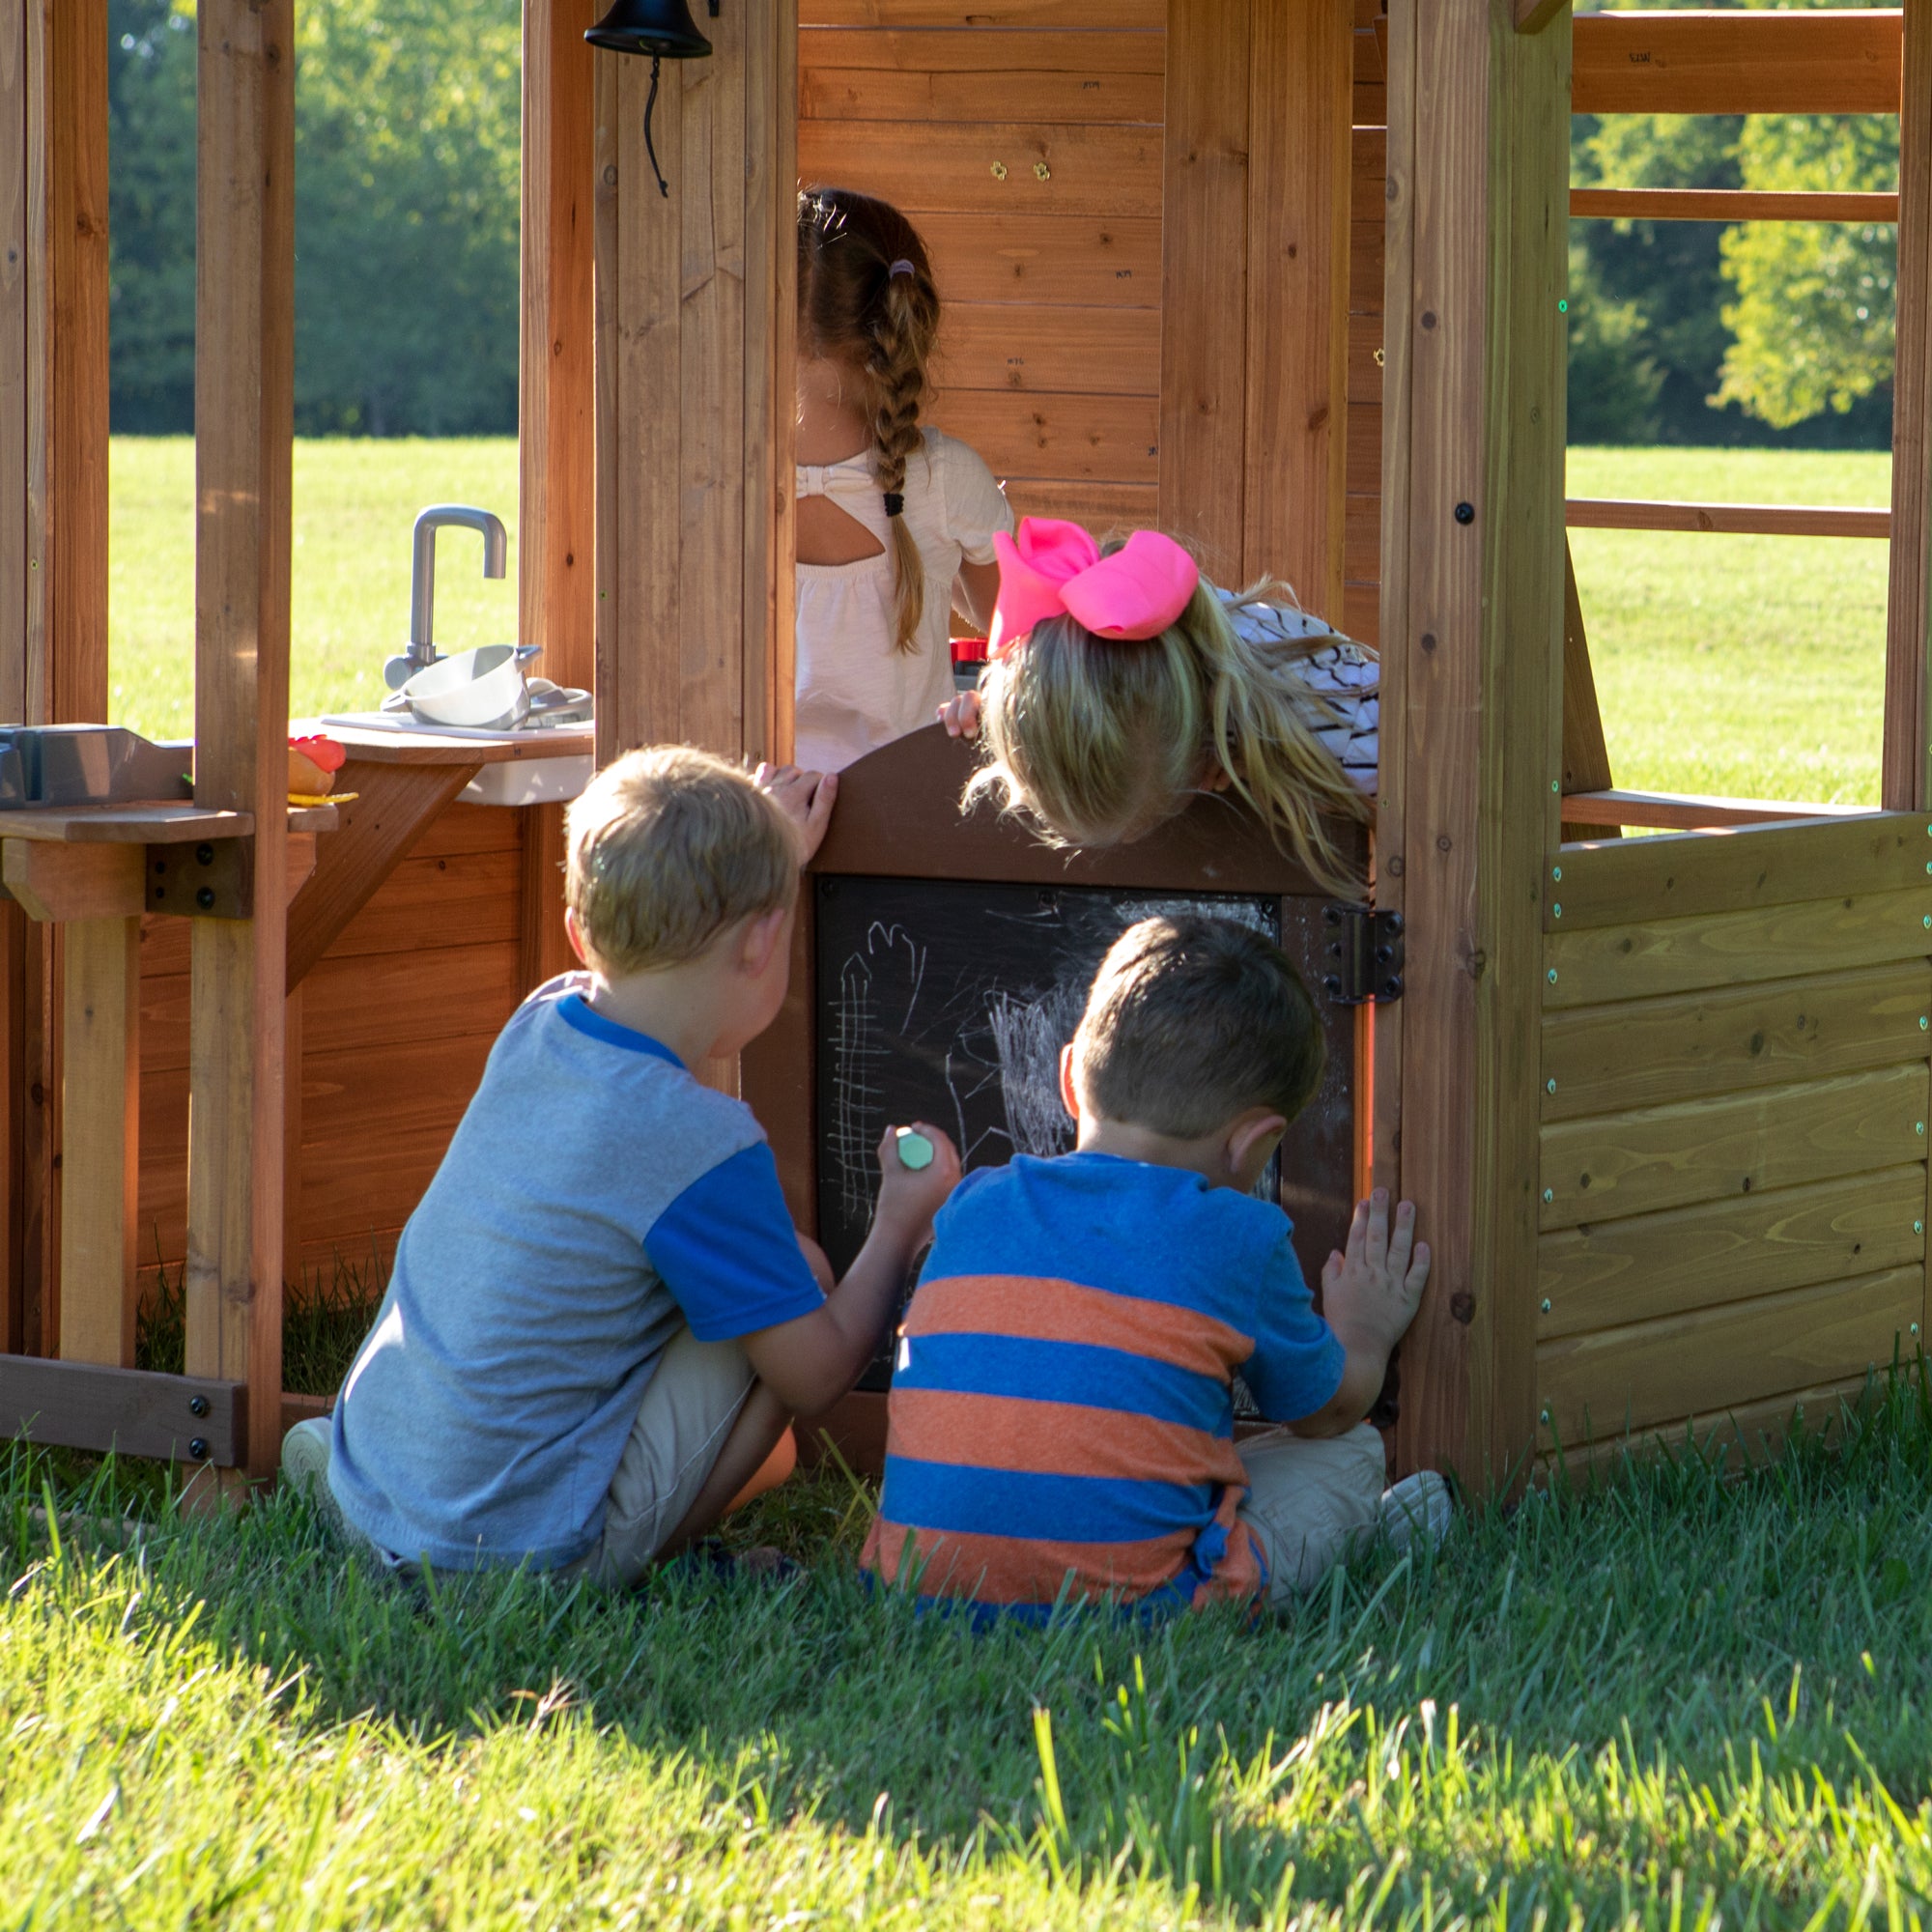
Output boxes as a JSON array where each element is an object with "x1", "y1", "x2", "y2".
[{"x1": 584, "y1": 0, "x2": 713, "y2": 60}]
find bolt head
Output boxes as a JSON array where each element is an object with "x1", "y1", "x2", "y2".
[
  {"x1": 1552, "y1": 904, "x2": 1562, "y2": 919},
  {"x1": 1542, "y1": 1187, "x2": 1554, "y2": 1204},
  {"x1": 1551, "y1": 866, "x2": 1562, "y2": 882},
  {"x1": 1546, "y1": 1077, "x2": 1556, "y2": 1094},
  {"x1": 195, "y1": 886, "x2": 215, "y2": 909},
  {"x1": 1540, "y1": 1297, "x2": 1552, "y2": 1315},
  {"x1": 1917, "y1": 1220, "x2": 1924, "y2": 1236},
  {"x1": 188, "y1": 1393, "x2": 209, "y2": 1417},
  {"x1": 187, "y1": 1437, "x2": 209, "y2": 1462}
]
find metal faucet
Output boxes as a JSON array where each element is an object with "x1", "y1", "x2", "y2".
[{"x1": 384, "y1": 505, "x2": 509, "y2": 690}]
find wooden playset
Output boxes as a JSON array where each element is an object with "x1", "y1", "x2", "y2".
[{"x1": 0, "y1": 0, "x2": 1927, "y2": 1493}]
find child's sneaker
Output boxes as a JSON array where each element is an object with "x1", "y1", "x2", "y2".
[
  {"x1": 1378, "y1": 1470, "x2": 1453, "y2": 1555},
  {"x1": 280, "y1": 1415, "x2": 335, "y2": 1503}
]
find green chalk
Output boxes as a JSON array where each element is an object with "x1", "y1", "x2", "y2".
[{"x1": 895, "y1": 1127, "x2": 934, "y2": 1171}]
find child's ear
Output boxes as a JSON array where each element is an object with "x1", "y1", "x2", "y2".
[
  {"x1": 563, "y1": 906, "x2": 590, "y2": 968},
  {"x1": 1058, "y1": 1043, "x2": 1082, "y2": 1122},
  {"x1": 1226, "y1": 1109, "x2": 1287, "y2": 1177},
  {"x1": 741, "y1": 905, "x2": 791, "y2": 977}
]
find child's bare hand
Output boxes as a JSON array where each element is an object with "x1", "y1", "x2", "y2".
[
  {"x1": 873, "y1": 1122, "x2": 961, "y2": 1245},
  {"x1": 1321, "y1": 1190, "x2": 1429, "y2": 1352},
  {"x1": 936, "y1": 692, "x2": 981, "y2": 740},
  {"x1": 755, "y1": 762, "x2": 838, "y2": 864}
]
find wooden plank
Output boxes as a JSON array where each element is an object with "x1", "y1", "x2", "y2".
[
  {"x1": 936, "y1": 302, "x2": 1159, "y2": 396},
  {"x1": 2, "y1": 840, "x2": 142, "y2": 922},
  {"x1": 1568, "y1": 497, "x2": 1890, "y2": 540},
  {"x1": 186, "y1": 0, "x2": 296, "y2": 1486},
  {"x1": 1561, "y1": 789, "x2": 1869, "y2": 833},
  {"x1": 1539, "y1": 1063, "x2": 1931, "y2": 1233},
  {"x1": 1350, "y1": 218, "x2": 1384, "y2": 314},
  {"x1": 903, "y1": 212, "x2": 1162, "y2": 307},
  {"x1": 0, "y1": 1356, "x2": 242, "y2": 1464},
  {"x1": 284, "y1": 758, "x2": 482, "y2": 990},
  {"x1": 0, "y1": 804, "x2": 251, "y2": 843},
  {"x1": 803, "y1": 0, "x2": 1162, "y2": 27},
  {"x1": 1539, "y1": 1164, "x2": 1926, "y2": 1339},
  {"x1": 519, "y1": 0, "x2": 599, "y2": 702},
  {"x1": 1558, "y1": 538, "x2": 1617, "y2": 843},
  {"x1": 1570, "y1": 188, "x2": 1898, "y2": 226},
  {"x1": 1541, "y1": 961, "x2": 1932, "y2": 1122},
  {"x1": 801, "y1": 61, "x2": 1164, "y2": 124},
  {"x1": 301, "y1": 724, "x2": 593, "y2": 767},
  {"x1": 1347, "y1": 402, "x2": 1381, "y2": 493},
  {"x1": 316, "y1": 848, "x2": 523, "y2": 960},
  {"x1": 518, "y1": 804, "x2": 573, "y2": 995},
  {"x1": 797, "y1": 28, "x2": 1165, "y2": 73},
  {"x1": 932, "y1": 389, "x2": 1158, "y2": 483},
  {"x1": 1548, "y1": 812, "x2": 1932, "y2": 932},
  {"x1": 1243, "y1": 0, "x2": 1353, "y2": 611},
  {"x1": 797, "y1": 119, "x2": 1162, "y2": 217},
  {"x1": 1538, "y1": 1264, "x2": 1921, "y2": 1443},
  {"x1": 1546, "y1": 887, "x2": 1932, "y2": 1010},
  {"x1": 1886, "y1": 0, "x2": 1932, "y2": 814},
  {"x1": 1570, "y1": 9, "x2": 1903, "y2": 118},
  {"x1": 1348, "y1": 309, "x2": 1382, "y2": 406},
  {"x1": 1001, "y1": 477, "x2": 1158, "y2": 531},
  {"x1": 410, "y1": 801, "x2": 523, "y2": 861},
  {"x1": 56, "y1": 915, "x2": 137, "y2": 1366},
  {"x1": 1157, "y1": 0, "x2": 1249, "y2": 580}
]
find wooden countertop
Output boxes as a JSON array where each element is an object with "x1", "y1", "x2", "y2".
[{"x1": 307, "y1": 720, "x2": 595, "y2": 767}]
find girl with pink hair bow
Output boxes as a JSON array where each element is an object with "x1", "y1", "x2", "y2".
[{"x1": 939, "y1": 518, "x2": 1378, "y2": 899}]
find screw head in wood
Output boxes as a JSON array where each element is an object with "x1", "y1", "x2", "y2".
[
  {"x1": 1548, "y1": 968, "x2": 1558, "y2": 983},
  {"x1": 188, "y1": 1437, "x2": 208, "y2": 1462},
  {"x1": 1550, "y1": 780, "x2": 1559, "y2": 793},
  {"x1": 1552, "y1": 903, "x2": 1562, "y2": 919},
  {"x1": 196, "y1": 887, "x2": 215, "y2": 910},
  {"x1": 1920, "y1": 1016, "x2": 1928, "y2": 1030},
  {"x1": 1546, "y1": 1077, "x2": 1556, "y2": 1094},
  {"x1": 1918, "y1": 1122, "x2": 1925, "y2": 1136},
  {"x1": 1551, "y1": 866, "x2": 1562, "y2": 882},
  {"x1": 1540, "y1": 1298, "x2": 1551, "y2": 1314},
  {"x1": 1916, "y1": 1220, "x2": 1923, "y2": 1235},
  {"x1": 1542, "y1": 1187, "x2": 1553, "y2": 1204},
  {"x1": 990, "y1": 160, "x2": 1008, "y2": 180},
  {"x1": 1540, "y1": 1407, "x2": 1551, "y2": 1425},
  {"x1": 1923, "y1": 915, "x2": 1930, "y2": 929},
  {"x1": 1454, "y1": 502, "x2": 1474, "y2": 525},
  {"x1": 188, "y1": 1394, "x2": 209, "y2": 1417}
]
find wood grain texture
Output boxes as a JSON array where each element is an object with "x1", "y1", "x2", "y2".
[
  {"x1": 1001, "y1": 477, "x2": 1158, "y2": 531},
  {"x1": 802, "y1": 58, "x2": 1163, "y2": 124},
  {"x1": 802, "y1": 0, "x2": 1162, "y2": 30},
  {"x1": 898, "y1": 213, "x2": 1162, "y2": 306},
  {"x1": 186, "y1": 0, "x2": 295, "y2": 1481},
  {"x1": 1548, "y1": 812, "x2": 1932, "y2": 932},
  {"x1": 1886, "y1": 0, "x2": 1932, "y2": 812},
  {"x1": 1541, "y1": 962, "x2": 1932, "y2": 1122},
  {"x1": 939, "y1": 302, "x2": 1159, "y2": 395},
  {"x1": 1545, "y1": 887, "x2": 1932, "y2": 1009},
  {"x1": 518, "y1": 804, "x2": 574, "y2": 995},
  {"x1": 1, "y1": 839, "x2": 142, "y2": 922},
  {"x1": 1570, "y1": 497, "x2": 1890, "y2": 539},
  {"x1": 934, "y1": 389, "x2": 1158, "y2": 483},
  {"x1": 1539, "y1": 1062, "x2": 1931, "y2": 1232},
  {"x1": 1538, "y1": 1164, "x2": 1925, "y2": 1339},
  {"x1": 56, "y1": 915, "x2": 137, "y2": 1366},
  {"x1": 1243, "y1": 0, "x2": 1352, "y2": 611},
  {"x1": 1157, "y1": 0, "x2": 1249, "y2": 579},
  {"x1": 1538, "y1": 1264, "x2": 1921, "y2": 1442},
  {"x1": 1570, "y1": 7, "x2": 1903, "y2": 117},
  {"x1": 798, "y1": 28, "x2": 1164, "y2": 75},
  {"x1": 0, "y1": 1355, "x2": 242, "y2": 1463}
]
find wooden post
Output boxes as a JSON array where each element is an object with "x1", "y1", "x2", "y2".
[
  {"x1": 1884, "y1": 0, "x2": 1932, "y2": 813},
  {"x1": 592, "y1": 0, "x2": 797, "y2": 769},
  {"x1": 185, "y1": 0, "x2": 294, "y2": 1485},
  {"x1": 1378, "y1": 0, "x2": 1569, "y2": 1488},
  {"x1": 520, "y1": 0, "x2": 600, "y2": 995}
]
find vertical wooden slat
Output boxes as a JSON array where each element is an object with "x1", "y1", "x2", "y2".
[
  {"x1": 1385, "y1": 0, "x2": 1567, "y2": 1487},
  {"x1": 1244, "y1": 0, "x2": 1352, "y2": 613},
  {"x1": 1885, "y1": 0, "x2": 1932, "y2": 813},
  {"x1": 1158, "y1": 0, "x2": 1249, "y2": 580},
  {"x1": 186, "y1": 0, "x2": 294, "y2": 1482},
  {"x1": 57, "y1": 914, "x2": 136, "y2": 1365}
]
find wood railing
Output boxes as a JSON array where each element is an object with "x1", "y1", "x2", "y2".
[{"x1": 1566, "y1": 499, "x2": 1892, "y2": 539}]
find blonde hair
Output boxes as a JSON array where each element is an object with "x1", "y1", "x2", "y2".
[
  {"x1": 797, "y1": 186, "x2": 940, "y2": 655},
  {"x1": 1074, "y1": 915, "x2": 1325, "y2": 1139},
  {"x1": 565, "y1": 746, "x2": 797, "y2": 976},
  {"x1": 965, "y1": 551, "x2": 1372, "y2": 897}
]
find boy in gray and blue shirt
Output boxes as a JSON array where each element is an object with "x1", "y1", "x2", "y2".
[{"x1": 283, "y1": 746, "x2": 960, "y2": 1583}]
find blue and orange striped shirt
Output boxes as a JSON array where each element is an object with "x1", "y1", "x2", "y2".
[{"x1": 861, "y1": 1152, "x2": 1345, "y2": 1613}]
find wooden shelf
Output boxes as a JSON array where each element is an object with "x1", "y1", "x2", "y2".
[
  {"x1": 1567, "y1": 498, "x2": 1891, "y2": 540},
  {"x1": 0, "y1": 799, "x2": 338, "y2": 843}
]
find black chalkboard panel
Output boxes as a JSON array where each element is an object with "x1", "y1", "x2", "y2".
[{"x1": 811, "y1": 875, "x2": 1357, "y2": 1393}]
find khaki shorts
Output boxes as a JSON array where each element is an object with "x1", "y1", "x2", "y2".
[{"x1": 1236, "y1": 1421, "x2": 1386, "y2": 1605}]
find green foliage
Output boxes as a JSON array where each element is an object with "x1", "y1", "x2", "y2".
[
  {"x1": 13, "y1": 1371, "x2": 1932, "y2": 1925},
  {"x1": 107, "y1": 0, "x2": 521, "y2": 437}
]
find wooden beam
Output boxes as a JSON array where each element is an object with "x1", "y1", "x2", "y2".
[
  {"x1": 0, "y1": 1354, "x2": 243, "y2": 1463},
  {"x1": 1379, "y1": 0, "x2": 1568, "y2": 1490},
  {"x1": 1559, "y1": 788, "x2": 1871, "y2": 833},
  {"x1": 1243, "y1": 0, "x2": 1352, "y2": 616},
  {"x1": 1571, "y1": 9, "x2": 1903, "y2": 118},
  {"x1": 1571, "y1": 188, "x2": 1897, "y2": 226},
  {"x1": 0, "y1": 839, "x2": 142, "y2": 922},
  {"x1": 1885, "y1": 0, "x2": 1932, "y2": 815},
  {"x1": 56, "y1": 913, "x2": 137, "y2": 1366},
  {"x1": 1570, "y1": 498, "x2": 1890, "y2": 540},
  {"x1": 186, "y1": 0, "x2": 295, "y2": 1486},
  {"x1": 1558, "y1": 539, "x2": 1617, "y2": 843},
  {"x1": 1156, "y1": 0, "x2": 1249, "y2": 582},
  {"x1": 1515, "y1": 0, "x2": 1563, "y2": 34}
]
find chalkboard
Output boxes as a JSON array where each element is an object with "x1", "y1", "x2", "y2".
[{"x1": 811, "y1": 875, "x2": 1357, "y2": 1393}]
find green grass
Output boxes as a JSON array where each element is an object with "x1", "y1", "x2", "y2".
[{"x1": 12, "y1": 1377, "x2": 1932, "y2": 1928}]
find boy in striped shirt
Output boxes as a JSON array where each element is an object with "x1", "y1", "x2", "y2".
[{"x1": 862, "y1": 914, "x2": 1442, "y2": 1615}]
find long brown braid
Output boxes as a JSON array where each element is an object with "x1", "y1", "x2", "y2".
[{"x1": 798, "y1": 187, "x2": 941, "y2": 655}]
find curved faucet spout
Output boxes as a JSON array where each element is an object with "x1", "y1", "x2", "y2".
[{"x1": 409, "y1": 504, "x2": 509, "y2": 659}]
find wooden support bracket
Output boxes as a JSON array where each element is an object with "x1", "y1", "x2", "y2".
[
  {"x1": 2, "y1": 840, "x2": 143, "y2": 922},
  {"x1": 1515, "y1": 0, "x2": 1565, "y2": 35},
  {"x1": 147, "y1": 838, "x2": 254, "y2": 920},
  {"x1": 0, "y1": 1355, "x2": 242, "y2": 1463}
]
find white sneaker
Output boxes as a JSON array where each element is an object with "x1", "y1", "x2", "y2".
[
  {"x1": 1378, "y1": 1470, "x2": 1453, "y2": 1555},
  {"x1": 280, "y1": 1414, "x2": 334, "y2": 1502}
]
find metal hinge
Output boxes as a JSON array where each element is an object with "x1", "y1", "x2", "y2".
[{"x1": 1321, "y1": 904, "x2": 1404, "y2": 1005}]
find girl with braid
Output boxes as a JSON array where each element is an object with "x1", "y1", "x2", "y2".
[{"x1": 794, "y1": 187, "x2": 1013, "y2": 774}]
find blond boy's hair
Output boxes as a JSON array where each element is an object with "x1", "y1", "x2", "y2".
[
  {"x1": 564, "y1": 747, "x2": 797, "y2": 975},
  {"x1": 1073, "y1": 915, "x2": 1324, "y2": 1140}
]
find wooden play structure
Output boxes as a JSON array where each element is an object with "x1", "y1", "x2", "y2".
[{"x1": 0, "y1": 0, "x2": 1928, "y2": 1492}]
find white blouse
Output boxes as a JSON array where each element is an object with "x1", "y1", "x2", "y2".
[{"x1": 795, "y1": 427, "x2": 1013, "y2": 774}]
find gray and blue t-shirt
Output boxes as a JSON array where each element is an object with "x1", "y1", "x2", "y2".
[{"x1": 327, "y1": 976, "x2": 825, "y2": 1570}]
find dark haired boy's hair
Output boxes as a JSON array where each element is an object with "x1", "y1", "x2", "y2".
[{"x1": 1072, "y1": 915, "x2": 1324, "y2": 1138}]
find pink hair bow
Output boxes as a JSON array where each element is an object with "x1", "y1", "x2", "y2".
[{"x1": 986, "y1": 518, "x2": 1200, "y2": 658}]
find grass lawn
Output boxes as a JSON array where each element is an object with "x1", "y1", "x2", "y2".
[{"x1": 11, "y1": 1380, "x2": 1932, "y2": 1928}]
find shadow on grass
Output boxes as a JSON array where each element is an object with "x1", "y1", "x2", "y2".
[{"x1": 12, "y1": 1368, "x2": 1932, "y2": 1924}]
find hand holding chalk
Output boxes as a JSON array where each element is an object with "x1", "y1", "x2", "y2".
[
  {"x1": 874, "y1": 1121, "x2": 961, "y2": 1242},
  {"x1": 895, "y1": 1127, "x2": 934, "y2": 1171}
]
